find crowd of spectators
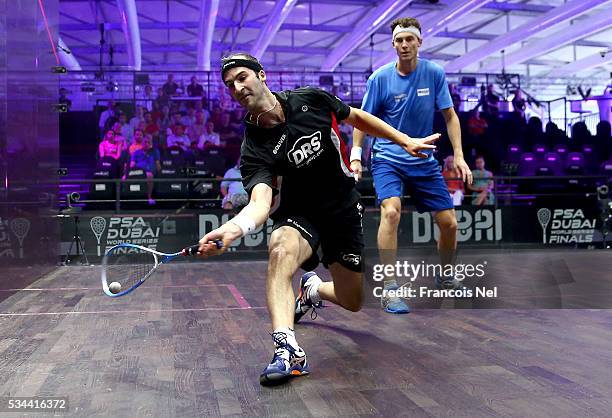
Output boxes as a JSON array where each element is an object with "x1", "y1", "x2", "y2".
[
  {"x1": 453, "y1": 84, "x2": 612, "y2": 174},
  {"x1": 439, "y1": 83, "x2": 612, "y2": 205},
  {"x1": 91, "y1": 74, "x2": 250, "y2": 207},
  {"x1": 86, "y1": 76, "x2": 612, "y2": 207}
]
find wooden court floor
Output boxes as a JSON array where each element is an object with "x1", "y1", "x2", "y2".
[{"x1": 0, "y1": 249, "x2": 611, "y2": 417}]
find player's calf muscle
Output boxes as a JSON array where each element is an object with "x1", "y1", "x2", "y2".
[
  {"x1": 331, "y1": 267, "x2": 364, "y2": 312},
  {"x1": 340, "y1": 290, "x2": 363, "y2": 312}
]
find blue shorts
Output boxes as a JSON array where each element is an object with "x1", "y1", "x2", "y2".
[{"x1": 371, "y1": 157, "x2": 454, "y2": 213}]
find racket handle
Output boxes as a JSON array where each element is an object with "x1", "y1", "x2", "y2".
[{"x1": 183, "y1": 240, "x2": 223, "y2": 256}]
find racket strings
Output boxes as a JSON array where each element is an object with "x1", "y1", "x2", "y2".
[{"x1": 105, "y1": 251, "x2": 157, "y2": 290}]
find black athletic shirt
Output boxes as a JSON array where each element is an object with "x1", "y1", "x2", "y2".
[{"x1": 240, "y1": 87, "x2": 359, "y2": 218}]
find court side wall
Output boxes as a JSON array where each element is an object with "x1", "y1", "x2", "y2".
[{"x1": 0, "y1": 0, "x2": 60, "y2": 285}]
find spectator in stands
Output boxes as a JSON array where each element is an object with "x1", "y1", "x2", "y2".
[
  {"x1": 465, "y1": 108, "x2": 487, "y2": 161},
  {"x1": 166, "y1": 124, "x2": 190, "y2": 150},
  {"x1": 187, "y1": 110, "x2": 207, "y2": 144},
  {"x1": 187, "y1": 76, "x2": 204, "y2": 97},
  {"x1": 130, "y1": 106, "x2": 146, "y2": 132},
  {"x1": 217, "y1": 113, "x2": 240, "y2": 144},
  {"x1": 219, "y1": 92, "x2": 235, "y2": 112},
  {"x1": 449, "y1": 83, "x2": 461, "y2": 111},
  {"x1": 166, "y1": 111, "x2": 183, "y2": 136},
  {"x1": 129, "y1": 129, "x2": 145, "y2": 155},
  {"x1": 467, "y1": 108, "x2": 488, "y2": 137},
  {"x1": 210, "y1": 106, "x2": 223, "y2": 128},
  {"x1": 543, "y1": 121, "x2": 565, "y2": 147},
  {"x1": 148, "y1": 101, "x2": 160, "y2": 122},
  {"x1": 144, "y1": 111, "x2": 160, "y2": 139},
  {"x1": 221, "y1": 159, "x2": 248, "y2": 210},
  {"x1": 130, "y1": 134, "x2": 160, "y2": 205},
  {"x1": 217, "y1": 112, "x2": 242, "y2": 162},
  {"x1": 181, "y1": 107, "x2": 196, "y2": 127},
  {"x1": 468, "y1": 156, "x2": 495, "y2": 205},
  {"x1": 229, "y1": 108, "x2": 245, "y2": 132},
  {"x1": 139, "y1": 85, "x2": 155, "y2": 111},
  {"x1": 169, "y1": 100, "x2": 181, "y2": 114},
  {"x1": 162, "y1": 73, "x2": 179, "y2": 96},
  {"x1": 99, "y1": 129, "x2": 122, "y2": 160},
  {"x1": 512, "y1": 89, "x2": 526, "y2": 120},
  {"x1": 595, "y1": 120, "x2": 611, "y2": 159},
  {"x1": 154, "y1": 104, "x2": 169, "y2": 130},
  {"x1": 571, "y1": 121, "x2": 592, "y2": 150},
  {"x1": 118, "y1": 112, "x2": 133, "y2": 144},
  {"x1": 197, "y1": 121, "x2": 221, "y2": 150},
  {"x1": 194, "y1": 99, "x2": 211, "y2": 121},
  {"x1": 99, "y1": 100, "x2": 117, "y2": 133},
  {"x1": 59, "y1": 88, "x2": 72, "y2": 110},
  {"x1": 155, "y1": 87, "x2": 169, "y2": 109},
  {"x1": 525, "y1": 116, "x2": 544, "y2": 147},
  {"x1": 112, "y1": 119, "x2": 130, "y2": 175},
  {"x1": 112, "y1": 121, "x2": 126, "y2": 149},
  {"x1": 442, "y1": 155, "x2": 464, "y2": 206},
  {"x1": 483, "y1": 84, "x2": 500, "y2": 117}
]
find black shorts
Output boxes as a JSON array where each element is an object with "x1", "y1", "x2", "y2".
[{"x1": 271, "y1": 202, "x2": 364, "y2": 272}]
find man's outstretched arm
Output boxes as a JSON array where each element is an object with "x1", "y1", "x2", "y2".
[
  {"x1": 198, "y1": 183, "x2": 272, "y2": 254},
  {"x1": 345, "y1": 107, "x2": 439, "y2": 159}
]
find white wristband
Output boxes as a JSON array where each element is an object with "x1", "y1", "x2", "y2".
[
  {"x1": 229, "y1": 214, "x2": 256, "y2": 236},
  {"x1": 350, "y1": 146, "x2": 362, "y2": 162}
]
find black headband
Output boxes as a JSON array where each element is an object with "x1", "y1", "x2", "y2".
[{"x1": 221, "y1": 58, "x2": 263, "y2": 79}]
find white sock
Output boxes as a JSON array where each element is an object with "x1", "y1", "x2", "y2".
[
  {"x1": 307, "y1": 276, "x2": 322, "y2": 305},
  {"x1": 273, "y1": 327, "x2": 299, "y2": 351}
]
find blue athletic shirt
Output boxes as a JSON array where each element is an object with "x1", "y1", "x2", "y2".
[{"x1": 361, "y1": 58, "x2": 452, "y2": 173}]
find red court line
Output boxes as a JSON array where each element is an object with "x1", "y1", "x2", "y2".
[
  {"x1": 226, "y1": 284, "x2": 251, "y2": 308},
  {"x1": 0, "y1": 306, "x2": 267, "y2": 317}
]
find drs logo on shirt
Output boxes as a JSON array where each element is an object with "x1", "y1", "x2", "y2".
[{"x1": 288, "y1": 131, "x2": 323, "y2": 167}]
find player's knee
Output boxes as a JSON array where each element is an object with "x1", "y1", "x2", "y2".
[
  {"x1": 268, "y1": 230, "x2": 299, "y2": 264},
  {"x1": 268, "y1": 241, "x2": 295, "y2": 262},
  {"x1": 381, "y1": 206, "x2": 401, "y2": 226},
  {"x1": 438, "y1": 214, "x2": 457, "y2": 234}
]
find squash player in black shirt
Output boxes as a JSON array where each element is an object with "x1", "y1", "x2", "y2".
[{"x1": 198, "y1": 53, "x2": 439, "y2": 386}]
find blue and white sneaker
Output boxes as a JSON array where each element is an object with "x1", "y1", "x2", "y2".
[
  {"x1": 259, "y1": 332, "x2": 309, "y2": 386},
  {"x1": 294, "y1": 272, "x2": 323, "y2": 324},
  {"x1": 381, "y1": 284, "x2": 410, "y2": 314}
]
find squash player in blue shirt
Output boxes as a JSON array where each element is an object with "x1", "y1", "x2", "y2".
[{"x1": 352, "y1": 17, "x2": 473, "y2": 314}]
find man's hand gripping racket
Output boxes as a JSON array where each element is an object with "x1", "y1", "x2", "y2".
[{"x1": 197, "y1": 221, "x2": 243, "y2": 257}]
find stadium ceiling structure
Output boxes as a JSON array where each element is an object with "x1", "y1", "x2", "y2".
[{"x1": 58, "y1": 0, "x2": 612, "y2": 100}]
